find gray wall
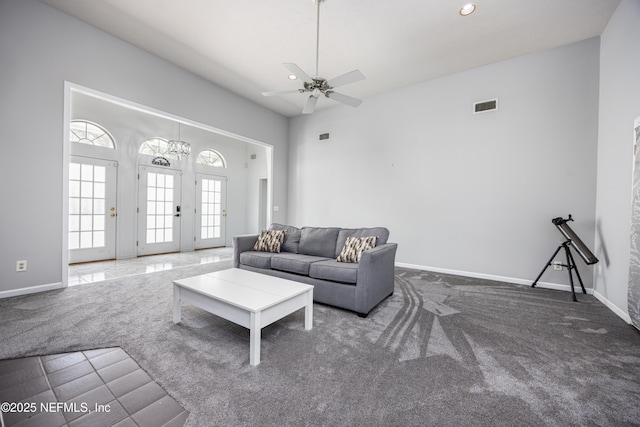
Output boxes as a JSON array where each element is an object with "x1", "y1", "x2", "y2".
[
  {"x1": 594, "y1": 0, "x2": 640, "y2": 319},
  {"x1": 244, "y1": 145, "x2": 270, "y2": 235},
  {"x1": 0, "y1": 0, "x2": 288, "y2": 294},
  {"x1": 2, "y1": 0, "x2": 635, "y2": 325},
  {"x1": 288, "y1": 38, "x2": 600, "y2": 288}
]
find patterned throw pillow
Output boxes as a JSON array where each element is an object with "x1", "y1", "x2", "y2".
[
  {"x1": 252, "y1": 229, "x2": 285, "y2": 253},
  {"x1": 336, "y1": 236, "x2": 378, "y2": 263}
]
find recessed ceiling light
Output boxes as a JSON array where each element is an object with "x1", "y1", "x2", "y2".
[
  {"x1": 288, "y1": 74, "x2": 297, "y2": 80},
  {"x1": 459, "y1": 3, "x2": 476, "y2": 16}
]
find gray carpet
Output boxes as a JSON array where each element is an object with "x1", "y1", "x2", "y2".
[{"x1": 1, "y1": 261, "x2": 639, "y2": 426}]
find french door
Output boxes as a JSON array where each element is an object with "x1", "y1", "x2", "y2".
[
  {"x1": 195, "y1": 174, "x2": 227, "y2": 249},
  {"x1": 68, "y1": 156, "x2": 117, "y2": 263},
  {"x1": 137, "y1": 166, "x2": 182, "y2": 256}
]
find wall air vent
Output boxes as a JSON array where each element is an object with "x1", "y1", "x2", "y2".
[
  {"x1": 319, "y1": 133, "x2": 330, "y2": 141},
  {"x1": 473, "y1": 99, "x2": 498, "y2": 114}
]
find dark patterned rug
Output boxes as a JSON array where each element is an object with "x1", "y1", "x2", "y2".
[{"x1": 1, "y1": 261, "x2": 639, "y2": 426}]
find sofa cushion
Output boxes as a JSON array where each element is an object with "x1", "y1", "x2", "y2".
[
  {"x1": 335, "y1": 227, "x2": 390, "y2": 258},
  {"x1": 253, "y1": 229, "x2": 285, "y2": 253},
  {"x1": 299, "y1": 227, "x2": 341, "y2": 258},
  {"x1": 336, "y1": 236, "x2": 378, "y2": 263},
  {"x1": 309, "y1": 260, "x2": 359, "y2": 284},
  {"x1": 239, "y1": 251, "x2": 275, "y2": 269},
  {"x1": 269, "y1": 223, "x2": 301, "y2": 253},
  {"x1": 271, "y1": 253, "x2": 330, "y2": 275}
]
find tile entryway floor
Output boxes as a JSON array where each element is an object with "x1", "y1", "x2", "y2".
[
  {"x1": 1, "y1": 249, "x2": 231, "y2": 425},
  {"x1": 68, "y1": 247, "x2": 233, "y2": 286},
  {"x1": 0, "y1": 348, "x2": 187, "y2": 427}
]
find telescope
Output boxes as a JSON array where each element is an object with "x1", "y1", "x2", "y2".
[{"x1": 532, "y1": 215, "x2": 598, "y2": 301}]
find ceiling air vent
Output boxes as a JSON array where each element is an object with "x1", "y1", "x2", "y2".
[
  {"x1": 319, "y1": 133, "x2": 330, "y2": 141},
  {"x1": 473, "y1": 99, "x2": 498, "y2": 114}
]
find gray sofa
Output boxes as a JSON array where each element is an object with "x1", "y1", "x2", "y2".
[{"x1": 233, "y1": 224, "x2": 397, "y2": 317}]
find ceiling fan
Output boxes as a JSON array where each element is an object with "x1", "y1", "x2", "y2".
[{"x1": 262, "y1": 0, "x2": 365, "y2": 114}]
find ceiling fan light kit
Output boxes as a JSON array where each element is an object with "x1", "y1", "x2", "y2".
[{"x1": 262, "y1": 0, "x2": 365, "y2": 114}]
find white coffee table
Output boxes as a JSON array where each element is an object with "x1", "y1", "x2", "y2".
[{"x1": 172, "y1": 268, "x2": 313, "y2": 366}]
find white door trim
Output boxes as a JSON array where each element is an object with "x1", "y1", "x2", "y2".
[
  {"x1": 137, "y1": 165, "x2": 183, "y2": 256},
  {"x1": 195, "y1": 174, "x2": 227, "y2": 249},
  {"x1": 68, "y1": 156, "x2": 118, "y2": 263}
]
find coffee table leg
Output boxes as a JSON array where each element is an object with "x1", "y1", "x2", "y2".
[
  {"x1": 173, "y1": 285, "x2": 182, "y2": 324},
  {"x1": 250, "y1": 311, "x2": 261, "y2": 366},
  {"x1": 305, "y1": 289, "x2": 313, "y2": 330}
]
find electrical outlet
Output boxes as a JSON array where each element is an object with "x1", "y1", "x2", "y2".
[
  {"x1": 552, "y1": 261, "x2": 563, "y2": 271},
  {"x1": 16, "y1": 260, "x2": 27, "y2": 272}
]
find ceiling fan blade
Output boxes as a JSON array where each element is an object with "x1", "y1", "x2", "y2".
[
  {"x1": 262, "y1": 89, "x2": 300, "y2": 97},
  {"x1": 325, "y1": 91, "x2": 363, "y2": 108},
  {"x1": 327, "y1": 70, "x2": 366, "y2": 88},
  {"x1": 283, "y1": 63, "x2": 313, "y2": 83},
  {"x1": 302, "y1": 95, "x2": 319, "y2": 114}
]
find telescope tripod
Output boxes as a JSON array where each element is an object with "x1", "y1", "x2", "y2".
[{"x1": 532, "y1": 240, "x2": 587, "y2": 302}]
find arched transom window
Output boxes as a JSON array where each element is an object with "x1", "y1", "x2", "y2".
[
  {"x1": 70, "y1": 120, "x2": 116, "y2": 148},
  {"x1": 196, "y1": 149, "x2": 226, "y2": 168},
  {"x1": 139, "y1": 138, "x2": 178, "y2": 160}
]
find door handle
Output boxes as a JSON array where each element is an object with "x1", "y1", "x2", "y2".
[{"x1": 174, "y1": 213, "x2": 180, "y2": 217}]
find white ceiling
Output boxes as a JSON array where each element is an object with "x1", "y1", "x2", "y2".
[{"x1": 41, "y1": 0, "x2": 620, "y2": 117}]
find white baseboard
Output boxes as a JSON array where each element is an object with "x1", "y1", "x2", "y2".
[
  {"x1": 593, "y1": 290, "x2": 632, "y2": 324},
  {"x1": 0, "y1": 282, "x2": 65, "y2": 299},
  {"x1": 394, "y1": 262, "x2": 640, "y2": 324},
  {"x1": 395, "y1": 262, "x2": 591, "y2": 293}
]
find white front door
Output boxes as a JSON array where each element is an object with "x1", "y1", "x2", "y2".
[
  {"x1": 68, "y1": 156, "x2": 117, "y2": 263},
  {"x1": 137, "y1": 166, "x2": 182, "y2": 256},
  {"x1": 195, "y1": 174, "x2": 227, "y2": 249}
]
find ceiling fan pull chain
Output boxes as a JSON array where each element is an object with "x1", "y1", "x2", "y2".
[{"x1": 315, "y1": 0, "x2": 321, "y2": 78}]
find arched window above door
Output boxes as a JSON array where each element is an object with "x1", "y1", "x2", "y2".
[
  {"x1": 196, "y1": 149, "x2": 226, "y2": 168},
  {"x1": 139, "y1": 138, "x2": 178, "y2": 160},
  {"x1": 70, "y1": 120, "x2": 116, "y2": 148}
]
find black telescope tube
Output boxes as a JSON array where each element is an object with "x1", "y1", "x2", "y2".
[{"x1": 552, "y1": 215, "x2": 599, "y2": 265}]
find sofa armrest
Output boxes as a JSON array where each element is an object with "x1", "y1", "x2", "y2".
[
  {"x1": 232, "y1": 234, "x2": 259, "y2": 268},
  {"x1": 355, "y1": 243, "x2": 398, "y2": 315}
]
